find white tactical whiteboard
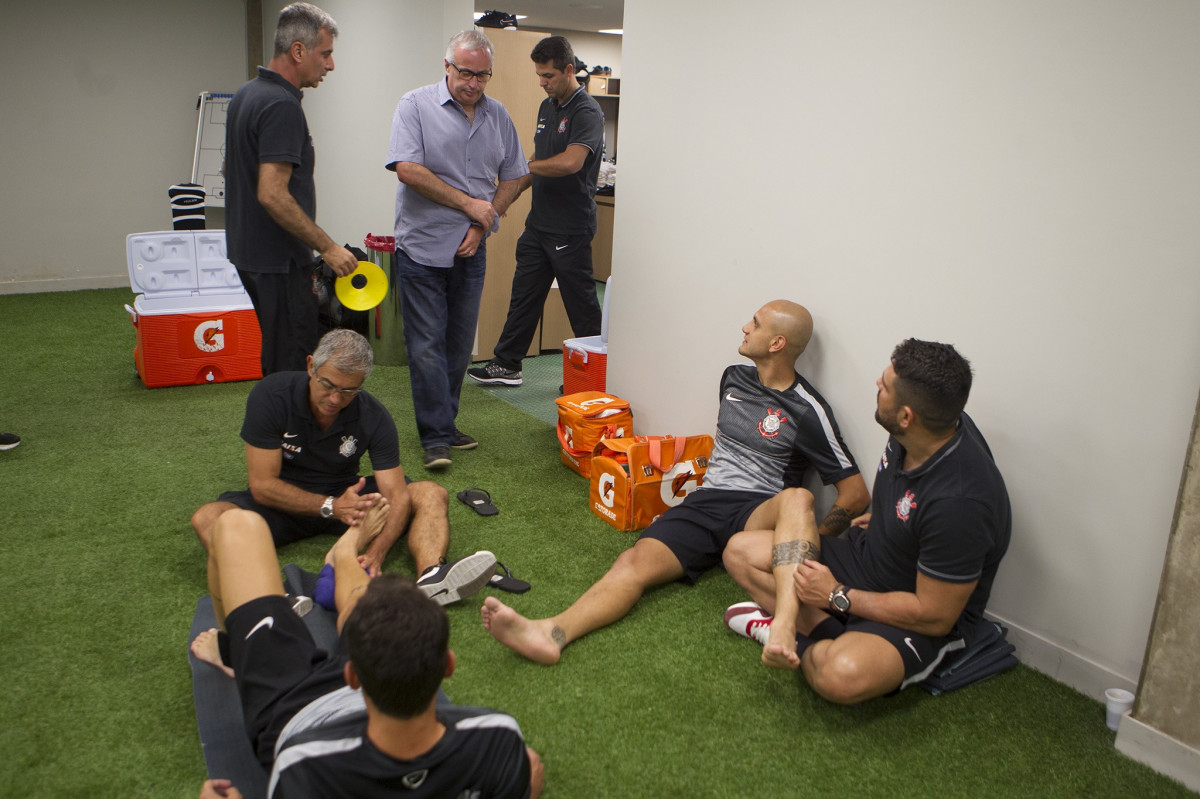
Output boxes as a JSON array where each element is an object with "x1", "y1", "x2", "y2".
[{"x1": 192, "y1": 92, "x2": 234, "y2": 207}]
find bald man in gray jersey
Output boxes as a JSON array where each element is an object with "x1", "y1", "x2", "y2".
[{"x1": 482, "y1": 300, "x2": 870, "y2": 665}]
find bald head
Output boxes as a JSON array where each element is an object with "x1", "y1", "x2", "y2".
[{"x1": 762, "y1": 300, "x2": 813, "y2": 358}]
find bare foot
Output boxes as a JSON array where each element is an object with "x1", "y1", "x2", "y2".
[
  {"x1": 762, "y1": 619, "x2": 801, "y2": 670},
  {"x1": 481, "y1": 597, "x2": 563, "y2": 665},
  {"x1": 191, "y1": 628, "x2": 235, "y2": 678},
  {"x1": 327, "y1": 500, "x2": 390, "y2": 564}
]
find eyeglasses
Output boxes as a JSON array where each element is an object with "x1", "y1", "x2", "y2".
[
  {"x1": 311, "y1": 369, "x2": 362, "y2": 396},
  {"x1": 447, "y1": 61, "x2": 492, "y2": 83}
]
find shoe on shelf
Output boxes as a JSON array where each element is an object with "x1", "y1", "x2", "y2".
[
  {"x1": 467, "y1": 361, "x2": 523, "y2": 386},
  {"x1": 417, "y1": 551, "x2": 498, "y2": 606},
  {"x1": 451, "y1": 429, "x2": 478, "y2": 450},
  {"x1": 724, "y1": 602, "x2": 772, "y2": 646},
  {"x1": 423, "y1": 446, "x2": 451, "y2": 470},
  {"x1": 0, "y1": 433, "x2": 21, "y2": 451}
]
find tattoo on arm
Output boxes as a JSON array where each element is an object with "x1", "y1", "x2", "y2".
[
  {"x1": 771, "y1": 539, "x2": 819, "y2": 568},
  {"x1": 550, "y1": 626, "x2": 567, "y2": 649},
  {"x1": 819, "y1": 504, "x2": 856, "y2": 536}
]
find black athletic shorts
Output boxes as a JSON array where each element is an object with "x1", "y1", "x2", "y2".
[
  {"x1": 820, "y1": 535, "x2": 966, "y2": 689},
  {"x1": 218, "y1": 475, "x2": 393, "y2": 546},
  {"x1": 225, "y1": 595, "x2": 346, "y2": 767},
  {"x1": 638, "y1": 488, "x2": 772, "y2": 583}
]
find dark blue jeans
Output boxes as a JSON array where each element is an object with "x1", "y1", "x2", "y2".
[{"x1": 395, "y1": 245, "x2": 486, "y2": 449}]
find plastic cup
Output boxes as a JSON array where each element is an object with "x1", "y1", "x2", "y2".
[{"x1": 1105, "y1": 688, "x2": 1134, "y2": 731}]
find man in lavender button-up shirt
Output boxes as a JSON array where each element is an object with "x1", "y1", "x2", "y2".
[{"x1": 386, "y1": 30, "x2": 527, "y2": 470}]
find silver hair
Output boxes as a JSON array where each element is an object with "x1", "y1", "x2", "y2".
[
  {"x1": 311, "y1": 329, "x2": 374, "y2": 378},
  {"x1": 445, "y1": 29, "x2": 494, "y2": 63},
  {"x1": 274, "y1": 3, "x2": 338, "y2": 56}
]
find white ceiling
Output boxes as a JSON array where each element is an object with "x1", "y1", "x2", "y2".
[{"x1": 475, "y1": 0, "x2": 623, "y2": 33}]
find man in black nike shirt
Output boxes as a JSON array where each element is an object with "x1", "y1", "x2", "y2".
[{"x1": 194, "y1": 508, "x2": 544, "y2": 798}]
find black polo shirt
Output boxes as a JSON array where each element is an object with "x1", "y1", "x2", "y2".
[
  {"x1": 844, "y1": 413, "x2": 1012, "y2": 634},
  {"x1": 525, "y1": 86, "x2": 604, "y2": 236},
  {"x1": 240, "y1": 372, "x2": 401, "y2": 496},
  {"x1": 225, "y1": 67, "x2": 316, "y2": 274}
]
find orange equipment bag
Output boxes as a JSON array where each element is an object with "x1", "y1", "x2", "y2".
[
  {"x1": 588, "y1": 434, "x2": 715, "y2": 531},
  {"x1": 555, "y1": 392, "x2": 633, "y2": 477}
]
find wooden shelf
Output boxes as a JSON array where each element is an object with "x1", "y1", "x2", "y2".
[{"x1": 587, "y1": 75, "x2": 620, "y2": 97}]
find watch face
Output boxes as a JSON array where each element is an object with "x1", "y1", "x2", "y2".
[{"x1": 833, "y1": 592, "x2": 850, "y2": 613}]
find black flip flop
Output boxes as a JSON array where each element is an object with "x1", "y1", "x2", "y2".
[
  {"x1": 489, "y1": 561, "x2": 530, "y2": 593},
  {"x1": 457, "y1": 487, "x2": 499, "y2": 516}
]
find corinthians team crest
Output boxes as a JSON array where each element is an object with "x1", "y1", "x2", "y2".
[
  {"x1": 758, "y1": 407, "x2": 788, "y2": 438},
  {"x1": 339, "y1": 435, "x2": 358, "y2": 458},
  {"x1": 895, "y1": 489, "x2": 918, "y2": 521}
]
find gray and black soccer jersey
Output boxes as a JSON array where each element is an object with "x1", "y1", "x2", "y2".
[
  {"x1": 701, "y1": 364, "x2": 860, "y2": 495},
  {"x1": 268, "y1": 690, "x2": 531, "y2": 799}
]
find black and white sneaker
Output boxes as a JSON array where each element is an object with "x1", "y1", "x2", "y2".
[
  {"x1": 0, "y1": 433, "x2": 21, "y2": 451},
  {"x1": 288, "y1": 593, "x2": 314, "y2": 618},
  {"x1": 467, "y1": 361, "x2": 523, "y2": 386},
  {"x1": 417, "y1": 551, "x2": 497, "y2": 606}
]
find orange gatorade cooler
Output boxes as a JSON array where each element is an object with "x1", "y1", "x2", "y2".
[{"x1": 125, "y1": 231, "x2": 262, "y2": 388}]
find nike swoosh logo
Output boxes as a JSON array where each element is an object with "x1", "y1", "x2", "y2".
[
  {"x1": 427, "y1": 588, "x2": 450, "y2": 599},
  {"x1": 246, "y1": 616, "x2": 275, "y2": 640},
  {"x1": 283, "y1": 432, "x2": 299, "y2": 439},
  {"x1": 903, "y1": 637, "x2": 922, "y2": 661},
  {"x1": 555, "y1": 244, "x2": 568, "y2": 251},
  {"x1": 725, "y1": 393, "x2": 742, "y2": 402}
]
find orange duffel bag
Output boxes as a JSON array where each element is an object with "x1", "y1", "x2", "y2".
[
  {"x1": 589, "y1": 434, "x2": 714, "y2": 531},
  {"x1": 555, "y1": 392, "x2": 633, "y2": 477}
]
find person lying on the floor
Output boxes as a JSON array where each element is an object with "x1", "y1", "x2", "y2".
[
  {"x1": 192, "y1": 507, "x2": 544, "y2": 798},
  {"x1": 722, "y1": 339, "x2": 1012, "y2": 704},
  {"x1": 481, "y1": 300, "x2": 869, "y2": 665},
  {"x1": 190, "y1": 328, "x2": 495, "y2": 606}
]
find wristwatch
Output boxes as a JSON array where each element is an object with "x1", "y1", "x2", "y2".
[
  {"x1": 828, "y1": 583, "x2": 851, "y2": 614},
  {"x1": 320, "y1": 496, "x2": 335, "y2": 519}
]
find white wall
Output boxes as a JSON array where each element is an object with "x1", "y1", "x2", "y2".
[
  {"x1": 1, "y1": 0, "x2": 246, "y2": 292},
  {"x1": 611, "y1": 0, "x2": 1200, "y2": 696},
  {"x1": 281, "y1": 0, "x2": 475, "y2": 247}
]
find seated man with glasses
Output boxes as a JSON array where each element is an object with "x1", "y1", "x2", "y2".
[{"x1": 190, "y1": 328, "x2": 496, "y2": 606}]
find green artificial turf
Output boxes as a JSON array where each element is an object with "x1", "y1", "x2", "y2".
[{"x1": 0, "y1": 288, "x2": 1193, "y2": 798}]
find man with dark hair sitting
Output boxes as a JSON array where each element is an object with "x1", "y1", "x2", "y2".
[
  {"x1": 194, "y1": 508, "x2": 543, "y2": 798},
  {"x1": 723, "y1": 338, "x2": 1012, "y2": 704}
]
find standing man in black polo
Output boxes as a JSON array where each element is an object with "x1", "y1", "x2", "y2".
[
  {"x1": 468, "y1": 36, "x2": 605, "y2": 387},
  {"x1": 225, "y1": 2, "x2": 357, "y2": 375}
]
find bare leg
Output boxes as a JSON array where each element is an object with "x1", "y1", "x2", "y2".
[
  {"x1": 191, "y1": 500, "x2": 239, "y2": 551},
  {"x1": 329, "y1": 509, "x2": 388, "y2": 633},
  {"x1": 740, "y1": 488, "x2": 820, "y2": 670},
  {"x1": 405, "y1": 481, "x2": 450, "y2": 575},
  {"x1": 801, "y1": 631, "x2": 906, "y2": 704},
  {"x1": 482, "y1": 538, "x2": 684, "y2": 665},
  {"x1": 722, "y1": 530, "x2": 777, "y2": 611},
  {"x1": 191, "y1": 509, "x2": 285, "y2": 677}
]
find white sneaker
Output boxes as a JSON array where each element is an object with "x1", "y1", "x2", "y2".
[
  {"x1": 417, "y1": 551, "x2": 497, "y2": 606},
  {"x1": 724, "y1": 602, "x2": 772, "y2": 646}
]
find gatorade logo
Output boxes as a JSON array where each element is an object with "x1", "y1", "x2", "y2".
[
  {"x1": 598, "y1": 471, "x2": 616, "y2": 507},
  {"x1": 659, "y1": 460, "x2": 701, "y2": 507},
  {"x1": 194, "y1": 320, "x2": 225, "y2": 353}
]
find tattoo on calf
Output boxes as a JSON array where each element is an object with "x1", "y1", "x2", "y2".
[
  {"x1": 771, "y1": 539, "x2": 819, "y2": 568},
  {"x1": 551, "y1": 625, "x2": 567, "y2": 649}
]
